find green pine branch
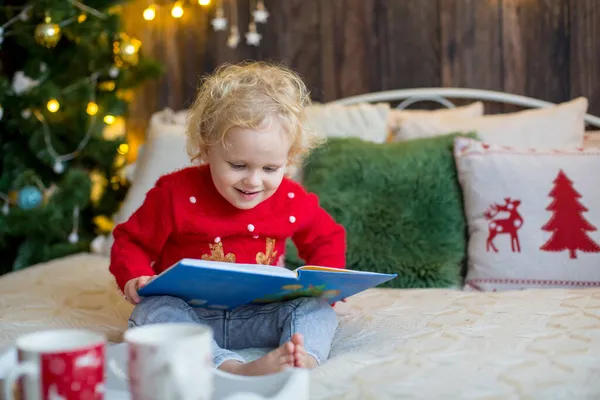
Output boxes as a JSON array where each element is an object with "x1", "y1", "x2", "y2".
[{"x1": 0, "y1": 0, "x2": 164, "y2": 274}]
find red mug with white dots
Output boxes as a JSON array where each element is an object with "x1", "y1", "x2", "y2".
[{"x1": 3, "y1": 329, "x2": 106, "y2": 400}]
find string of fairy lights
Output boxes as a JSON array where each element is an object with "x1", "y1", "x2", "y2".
[
  {"x1": 141, "y1": 0, "x2": 270, "y2": 48},
  {"x1": 0, "y1": 1, "x2": 139, "y2": 244},
  {"x1": 0, "y1": 0, "x2": 272, "y2": 247}
]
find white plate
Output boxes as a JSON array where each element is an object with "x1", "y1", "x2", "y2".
[{"x1": 1, "y1": 344, "x2": 309, "y2": 400}]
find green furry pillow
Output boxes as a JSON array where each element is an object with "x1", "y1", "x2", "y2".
[{"x1": 286, "y1": 133, "x2": 476, "y2": 289}]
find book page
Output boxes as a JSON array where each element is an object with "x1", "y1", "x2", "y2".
[
  {"x1": 181, "y1": 258, "x2": 297, "y2": 278},
  {"x1": 297, "y1": 265, "x2": 376, "y2": 274}
]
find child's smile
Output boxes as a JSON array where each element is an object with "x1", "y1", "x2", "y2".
[{"x1": 207, "y1": 117, "x2": 291, "y2": 210}]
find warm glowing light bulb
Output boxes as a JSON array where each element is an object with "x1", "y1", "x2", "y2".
[
  {"x1": 143, "y1": 6, "x2": 156, "y2": 21},
  {"x1": 199, "y1": 0, "x2": 210, "y2": 5},
  {"x1": 104, "y1": 115, "x2": 116, "y2": 125},
  {"x1": 47, "y1": 99, "x2": 60, "y2": 113},
  {"x1": 171, "y1": 2, "x2": 184, "y2": 18},
  {"x1": 86, "y1": 102, "x2": 98, "y2": 116},
  {"x1": 117, "y1": 143, "x2": 129, "y2": 155}
]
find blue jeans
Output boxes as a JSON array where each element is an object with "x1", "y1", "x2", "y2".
[{"x1": 128, "y1": 296, "x2": 339, "y2": 368}]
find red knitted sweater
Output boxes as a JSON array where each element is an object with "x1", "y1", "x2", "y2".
[{"x1": 109, "y1": 165, "x2": 346, "y2": 292}]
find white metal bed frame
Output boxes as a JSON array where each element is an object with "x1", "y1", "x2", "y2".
[{"x1": 331, "y1": 87, "x2": 600, "y2": 129}]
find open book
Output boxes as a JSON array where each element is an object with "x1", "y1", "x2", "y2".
[{"x1": 137, "y1": 258, "x2": 397, "y2": 310}]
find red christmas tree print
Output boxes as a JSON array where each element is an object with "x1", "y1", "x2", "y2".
[{"x1": 540, "y1": 169, "x2": 600, "y2": 259}]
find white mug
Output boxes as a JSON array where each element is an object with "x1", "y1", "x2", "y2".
[
  {"x1": 3, "y1": 329, "x2": 106, "y2": 400},
  {"x1": 124, "y1": 323, "x2": 214, "y2": 400}
]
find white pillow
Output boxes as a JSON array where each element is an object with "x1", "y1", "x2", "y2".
[
  {"x1": 454, "y1": 136, "x2": 600, "y2": 292},
  {"x1": 396, "y1": 97, "x2": 588, "y2": 149},
  {"x1": 304, "y1": 102, "x2": 390, "y2": 143},
  {"x1": 113, "y1": 108, "x2": 192, "y2": 226}
]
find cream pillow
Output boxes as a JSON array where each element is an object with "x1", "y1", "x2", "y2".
[
  {"x1": 113, "y1": 109, "x2": 192, "y2": 226},
  {"x1": 396, "y1": 97, "x2": 588, "y2": 149},
  {"x1": 94, "y1": 109, "x2": 191, "y2": 256},
  {"x1": 454, "y1": 136, "x2": 600, "y2": 291},
  {"x1": 304, "y1": 102, "x2": 390, "y2": 143},
  {"x1": 388, "y1": 101, "x2": 484, "y2": 132},
  {"x1": 585, "y1": 131, "x2": 600, "y2": 148}
]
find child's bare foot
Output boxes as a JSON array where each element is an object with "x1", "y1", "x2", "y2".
[
  {"x1": 218, "y1": 342, "x2": 295, "y2": 376},
  {"x1": 291, "y1": 333, "x2": 318, "y2": 369}
]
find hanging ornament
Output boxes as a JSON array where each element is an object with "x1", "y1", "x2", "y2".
[
  {"x1": 109, "y1": 66, "x2": 120, "y2": 78},
  {"x1": 69, "y1": 206, "x2": 80, "y2": 244},
  {"x1": 21, "y1": 109, "x2": 31, "y2": 119},
  {"x1": 12, "y1": 71, "x2": 40, "y2": 95},
  {"x1": 211, "y1": 6, "x2": 228, "y2": 31},
  {"x1": 0, "y1": 105, "x2": 3, "y2": 121},
  {"x1": 252, "y1": 0, "x2": 269, "y2": 23},
  {"x1": 35, "y1": 15, "x2": 62, "y2": 48},
  {"x1": 53, "y1": 160, "x2": 64, "y2": 174},
  {"x1": 245, "y1": 22, "x2": 261, "y2": 46},
  {"x1": 1, "y1": 202, "x2": 9, "y2": 215},
  {"x1": 68, "y1": 232, "x2": 79, "y2": 244},
  {"x1": 17, "y1": 186, "x2": 43, "y2": 209},
  {"x1": 227, "y1": 26, "x2": 240, "y2": 48},
  {"x1": 0, "y1": 27, "x2": 4, "y2": 48},
  {"x1": 113, "y1": 34, "x2": 141, "y2": 67}
]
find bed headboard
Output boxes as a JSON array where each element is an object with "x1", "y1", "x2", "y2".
[{"x1": 331, "y1": 88, "x2": 600, "y2": 129}]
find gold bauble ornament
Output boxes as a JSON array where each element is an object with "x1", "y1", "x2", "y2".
[
  {"x1": 35, "y1": 16, "x2": 61, "y2": 48},
  {"x1": 113, "y1": 33, "x2": 141, "y2": 67},
  {"x1": 116, "y1": 89, "x2": 135, "y2": 103},
  {"x1": 90, "y1": 170, "x2": 108, "y2": 205},
  {"x1": 93, "y1": 215, "x2": 114, "y2": 233},
  {"x1": 98, "y1": 81, "x2": 116, "y2": 91}
]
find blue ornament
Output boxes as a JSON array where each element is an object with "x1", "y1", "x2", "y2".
[{"x1": 17, "y1": 186, "x2": 43, "y2": 209}]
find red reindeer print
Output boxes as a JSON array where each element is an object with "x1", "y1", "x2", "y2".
[{"x1": 484, "y1": 197, "x2": 524, "y2": 253}]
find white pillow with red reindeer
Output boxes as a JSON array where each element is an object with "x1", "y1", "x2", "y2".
[{"x1": 453, "y1": 136, "x2": 600, "y2": 291}]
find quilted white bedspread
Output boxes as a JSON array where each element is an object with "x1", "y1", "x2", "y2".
[{"x1": 1, "y1": 253, "x2": 599, "y2": 399}]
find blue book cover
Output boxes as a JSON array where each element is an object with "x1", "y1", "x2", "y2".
[{"x1": 138, "y1": 258, "x2": 397, "y2": 310}]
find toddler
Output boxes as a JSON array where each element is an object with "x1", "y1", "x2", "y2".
[{"x1": 109, "y1": 61, "x2": 346, "y2": 376}]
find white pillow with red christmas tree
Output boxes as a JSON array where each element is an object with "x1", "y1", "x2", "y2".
[{"x1": 454, "y1": 136, "x2": 600, "y2": 291}]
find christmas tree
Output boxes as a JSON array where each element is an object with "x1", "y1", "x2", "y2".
[
  {"x1": 0, "y1": 0, "x2": 163, "y2": 275},
  {"x1": 540, "y1": 169, "x2": 600, "y2": 259}
]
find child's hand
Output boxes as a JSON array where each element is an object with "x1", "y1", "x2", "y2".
[{"x1": 124, "y1": 276, "x2": 154, "y2": 305}]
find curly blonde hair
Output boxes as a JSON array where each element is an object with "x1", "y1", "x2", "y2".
[{"x1": 186, "y1": 61, "x2": 324, "y2": 167}]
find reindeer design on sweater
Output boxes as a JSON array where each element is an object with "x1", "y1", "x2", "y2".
[{"x1": 484, "y1": 197, "x2": 524, "y2": 253}]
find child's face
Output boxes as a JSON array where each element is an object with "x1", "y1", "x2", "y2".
[{"x1": 206, "y1": 119, "x2": 291, "y2": 210}]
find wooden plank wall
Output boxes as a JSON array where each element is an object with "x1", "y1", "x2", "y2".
[{"x1": 121, "y1": 0, "x2": 600, "y2": 146}]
